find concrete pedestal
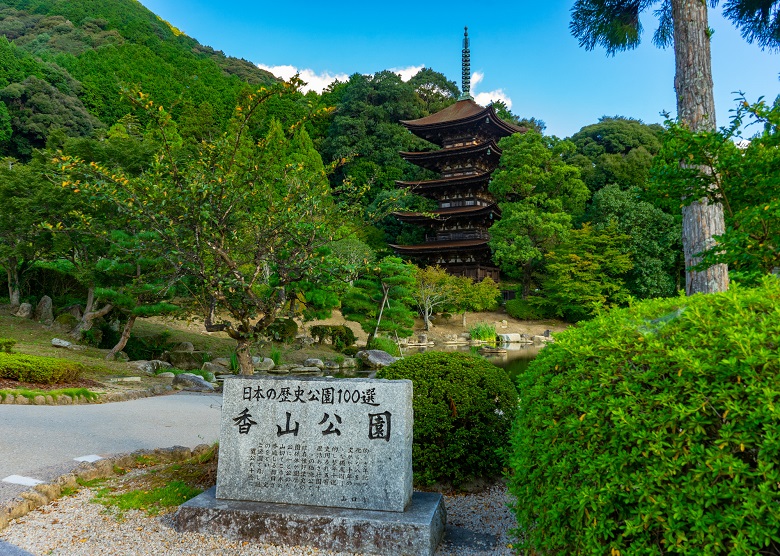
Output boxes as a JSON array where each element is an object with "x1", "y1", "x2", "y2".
[{"x1": 172, "y1": 488, "x2": 445, "y2": 556}]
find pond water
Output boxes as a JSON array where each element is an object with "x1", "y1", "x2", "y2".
[{"x1": 399, "y1": 343, "x2": 542, "y2": 383}]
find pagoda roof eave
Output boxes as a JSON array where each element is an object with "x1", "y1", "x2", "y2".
[
  {"x1": 390, "y1": 239, "x2": 492, "y2": 253},
  {"x1": 396, "y1": 171, "x2": 491, "y2": 191},
  {"x1": 400, "y1": 139, "x2": 502, "y2": 162},
  {"x1": 393, "y1": 205, "x2": 501, "y2": 223},
  {"x1": 400, "y1": 100, "x2": 523, "y2": 137}
]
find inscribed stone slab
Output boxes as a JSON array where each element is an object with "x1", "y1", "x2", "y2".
[{"x1": 217, "y1": 376, "x2": 413, "y2": 512}]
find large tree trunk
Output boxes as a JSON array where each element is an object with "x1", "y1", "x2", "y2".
[
  {"x1": 6, "y1": 257, "x2": 20, "y2": 309},
  {"x1": 106, "y1": 314, "x2": 136, "y2": 360},
  {"x1": 70, "y1": 287, "x2": 113, "y2": 339},
  {"x1": 672, "y1": 0, "x2": 729, "y2": 294},
  {"x1": 236, "y1": 337, "x2": 254, "y2": 376}
]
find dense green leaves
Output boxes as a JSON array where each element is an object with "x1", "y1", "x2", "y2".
[
  {"x1": 509, "y1": 277, "x2": 780, "y2": 554},
  {"x1": 378, "y1": 351, "x2": 518, "y2": 488},
  {"x1": 651, "y1": 97, "x2": 780, "y2": 284}
]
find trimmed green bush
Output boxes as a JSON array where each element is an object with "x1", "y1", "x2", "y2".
[
  {"x1": 508, "y1": 277, "x2": 780, "y2": 555},
  {"x1": 310, "y1": 325, "x2": 356, "y2": 349},
  {"x1": 0, "y1": 353, "x2": 83, "y2": 384},
  {"x1": 378, "y1": 351, "x2": 518, "y2": 487},
  {"x1": 0, "y1": 338, "x2": 16, "y2": 353},
  {"x1": 367, "y1": 336, "x2": 400, "y2": 357}
]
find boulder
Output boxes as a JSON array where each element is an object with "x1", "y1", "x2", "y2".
[
  {"x1": 51, "y1": 338, "x2": 73, "y2": 349},
  {"x1": 14, "y1": 303, "x2": 33, "y2": 319},
  {"x1": 296, "y1": 335, "x2": 316, "y2": 347},
  {"x1": 202, "y1": 361, "x2": 228, "y2": 375},
  {"x1": 168, "y1": 350, "x2": 208, "y2": 370},
  {"x1": 53, "y1": 313, "x2": 78, "y2": 332},
  {"x1": 127, "y1": 360, "x2": 173, "y2": 375},
  {"x1": 254, "y1": 357, "x2": 275, "y2": 371},
  {"x1": 532, "y1": 335, "x2": 552, "y2": 345},
  {"x1": 323, "y1": 360, "x2": 340, "y2": 371},
  {"x1": 34, "y1": 296, "x2": 54, "y2": 325},
  {"x1": 303, "y1": 358, "x2": 325, "y2": 369},
  {"x1": 290, "y1": 366, "x2": 323, "y2": 375},
  {"x1": 340, "y1": 357, "x2": 357, "y2": 368},
  {"x1": 174, "y1": 342, "x2": 195, "y2": 353},
  {"x1": 113, "y1": 351, "x2": 130, "y2": 362},
  {"x1": 497, "y1": 333, "x2": 530, "y2": 344},
  {"x1": 63, "y1": 304, "x2": 83, "y2": 320},
  {"x1": 212, "y1": 357, "x2": 231, "y2": 368},
  {"x1": 157, "y1": 372, "x2": 175, "y2": 380},
  {"x1": 356, "y1": 349, "x2": 398, "y2": 369},
  {"x1": 172, "y1": 373, "x2": 215, "y2": 392}
]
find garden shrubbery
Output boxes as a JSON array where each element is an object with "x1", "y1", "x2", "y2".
[
  {"x1": 309, "y1": 325, "x2": 356, "y2": 349},
  {"x1": 265, "y1": 318, "x2": 298, "y2": 343},
  {"x1": 0, "y1": 353, "x2": 83, "y2": 384},
  {"x1": 508, "y1": 277, "x2": 780, "y2": 555},
  {"x1": 378, "y1": 351, "x2": 518, "y2": 487},
  {"x1": 367, "y1": 336, "x2": 400, "y2": 356}
]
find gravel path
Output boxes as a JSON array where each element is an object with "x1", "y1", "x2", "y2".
[{"x1": 0, "y1": 483, "x2": 517, "y2": 555}]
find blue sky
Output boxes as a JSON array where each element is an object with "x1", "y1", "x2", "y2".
[{"x1": 138, "y1": 0, "x2": 778, "y2": 138}]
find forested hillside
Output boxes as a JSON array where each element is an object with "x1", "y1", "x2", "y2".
[{"x1": 0, "y1": 0, "x2": 276, "y2": 158}]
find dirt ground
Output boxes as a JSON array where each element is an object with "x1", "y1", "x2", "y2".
[{"x1": 151, "y1": 309, "x2": 570, "y2": 347}]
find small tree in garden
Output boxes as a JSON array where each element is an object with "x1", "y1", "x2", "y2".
[
  {"x1": 58, "y1": 82, "x2": 349, "y2": 374},
  {"x1": 449, "y1": 275, "x2": 501, "y2": 328},
  {"x1": 341, "y1": 256, "x2": 416, "y2": 341},
  {"x1": 411, "y1": 266, "x2": 458, "y2": 331}
]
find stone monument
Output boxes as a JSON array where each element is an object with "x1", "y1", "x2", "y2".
[{"x1": 173, "y1": 376, "x2": 445, "y2": 555}]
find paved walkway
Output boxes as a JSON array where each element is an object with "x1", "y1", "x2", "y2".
[{"x1": 0, "y1": 392, "x2": 222, "y2": 507}]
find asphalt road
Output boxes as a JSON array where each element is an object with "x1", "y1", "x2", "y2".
[{"x1": 0, "y1": 392, "x2": 222, "y2": 505}]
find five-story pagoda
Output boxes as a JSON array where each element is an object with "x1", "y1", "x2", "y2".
[{"x1": 391, "y1": 28, "x2": 522, "y2": 281}]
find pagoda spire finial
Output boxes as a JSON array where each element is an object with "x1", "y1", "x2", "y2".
[{"x1": 459, "y1": 26, "x2": 472, "y2": 101}]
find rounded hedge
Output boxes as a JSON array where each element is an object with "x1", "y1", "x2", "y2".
[
  {"x1": 378, "y1": 351, "x2": 518, "y2": 487},
  {"x1": 508, "y1": 277, "x2": 780, "y2": 555}
]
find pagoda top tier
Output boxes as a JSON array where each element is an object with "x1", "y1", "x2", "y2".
[{"x1": 400, "y1": 99, "x2": 522, "y2": 147}]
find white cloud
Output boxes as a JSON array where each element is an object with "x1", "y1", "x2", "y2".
[
  {"x1": 474, "y1": 90, "x2": 513, "y2": 109},
  {"x1": 470, "y1": 70, "x2": 512, "y2": 109},
  {"x1": 389, "y1": 65, "x2": 424, "y2": 82},
  {"x1": 257, "y1": 64, "x2": 349, "y2": 94}
]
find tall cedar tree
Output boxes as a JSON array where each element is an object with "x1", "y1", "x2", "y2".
[{"x1": 570, "y1": 0, "x2": 780, "y2": 294}]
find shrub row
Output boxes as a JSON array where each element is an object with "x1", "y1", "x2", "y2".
[{"x1": 0, "y1": 352, "x2": 83, "y2": 384}]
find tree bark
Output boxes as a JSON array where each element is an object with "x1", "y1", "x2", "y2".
[
  {"x1": 70, "y1": 287, "x2": 114, "y2": 340},
  {"x1": 236, "y1": 337, "x2": 254, "y2": 376},
  {"x1": 6, "y1": 258, "x2": 20, "y2": 308},
  {"x1": 672, "y1": 0, "x2": 729, "y2": 294},
  {"x1": 106, "y1": 314, "x2": 136, "y2": 360}
]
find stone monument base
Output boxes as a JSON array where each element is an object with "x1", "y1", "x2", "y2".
[{"x1": 172, "y1": 487, "x2": 446, "y2": 556}]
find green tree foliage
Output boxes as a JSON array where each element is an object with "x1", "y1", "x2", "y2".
[
  {"x1": 0, "y1": 155, "x2": 57, "y2": 306},
  {"x1": 341, "y1": 256, "x2": 416, "y2": 340},
  {"x1": 489, "y1": 131, "x2": 587, "y2": 298},
  {"x1": 509, "y1": 277, "x2": 780, "y2": 554},
  {"x1": 319, "y1": 69, "x2": 454, "y2": 234},
  {"x1": 651, "y1": 96, "x2": 780, "y2": 285},
  {"x1": 411, "y1": 265, "x2": 458, "y2": 331},
  {"x1": 567, "y1": 116, "x2": 664, "y2": 193},
  {"x1": 585, "y1": 184, "x2": 680, "y2": 298},
  {"x1": 448, "y1": 275, "x2": 501, "y2": 328},
  {"x1": 58, "y1": 83, "x2": 347, "y2": 374},
  {"x1": 536, "y1": 222, "x2": 633, "y2": 322},
  {"x1": 490, "y1": 131, "x2": 589, "y2": 217},
  {"x1": 489, "y1": 198, "x2": 573, "y2": 298},
  {"x1": 378, "y1": 352, "x2": 518, "y2": 488}
]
